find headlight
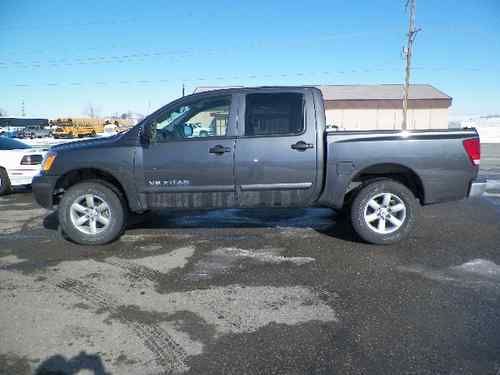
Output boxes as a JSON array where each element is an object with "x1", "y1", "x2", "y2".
[{"x1": 41, "y1": 152, "x2": 57, "y2": 172}]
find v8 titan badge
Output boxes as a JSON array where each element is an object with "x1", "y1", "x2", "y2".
[{"x1": 148, "y1": 179, "x2": 191, "y2": 187}]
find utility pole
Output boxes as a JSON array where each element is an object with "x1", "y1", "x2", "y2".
[
  {"x1": 21, "y1": 100, "x2": 26, "y2": 117},
  {"x1": 402, "y1": 0, "x2": 420, "y2": 130},
  {"x1": 182, "y1": 84, "x2": 185, "y2": 97}
]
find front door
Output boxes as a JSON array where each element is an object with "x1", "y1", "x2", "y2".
[
  {"x1": 140, "y1": 94, "x2": 237, "y2": 209},
  {"x1": 235, "y1": 91, "x2": 319, "y2": 207}
]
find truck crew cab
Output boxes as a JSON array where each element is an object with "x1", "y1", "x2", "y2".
[{"x1": 32, "y1": 87, "x2": 485, "y2": 245}]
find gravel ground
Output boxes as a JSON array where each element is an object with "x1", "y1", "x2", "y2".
[{"x1": 0, "y1": 145, "x2": 499, "y2": 374}]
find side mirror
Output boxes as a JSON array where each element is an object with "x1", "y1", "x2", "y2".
[
  {"x1": 142, "y1": 122, "x2": 156, "y2": 144},
  {"x1": 184, "y1": 124, "x2": 193, "y2": 137}
]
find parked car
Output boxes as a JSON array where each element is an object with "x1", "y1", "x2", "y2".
[
  {"x1": 0, "y1": 136, "x2": 47, "y2": 195},
  {"x1": 190, "y1": 123, "x2": 212, "y2": 137},
  {"x1": 32, "y1": 87, "x2": 484, "y2": 245},
  {"x1": 16, "y1": 125, "x2": 51, "y2": 139}
]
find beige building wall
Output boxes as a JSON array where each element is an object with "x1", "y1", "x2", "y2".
[{"x1": 325, "y1": 106, "x2": 449, "y2": 130}]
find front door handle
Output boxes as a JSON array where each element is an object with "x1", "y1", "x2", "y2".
[
  {"x1": 209, "y1": 145, "x2": 231, "y2": 154},
  {"x1": 291, "y1": 141, "x2": 314, "y2": 151}
]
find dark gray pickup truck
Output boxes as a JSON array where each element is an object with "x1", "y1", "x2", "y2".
[{"x1": 33, "y1": 87, "x2": 485, "y2": 245}]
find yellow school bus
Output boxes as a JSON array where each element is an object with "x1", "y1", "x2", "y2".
[{"x1": 52, "y1": 118, "x2": 104, "y2": 139}]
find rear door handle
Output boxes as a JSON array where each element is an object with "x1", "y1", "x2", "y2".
[
  {"x1": 291, "y1": 141, "x2": 314, "y2": 151},
  {"x1": 209, "y1": 145, "x2": 231, "y2": 154}
]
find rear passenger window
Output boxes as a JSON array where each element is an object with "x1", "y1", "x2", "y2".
[{"x1": 244, "y1": 93, "x2": 304, "y2": 136}]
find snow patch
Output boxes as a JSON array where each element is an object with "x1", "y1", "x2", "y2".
[
  {"x1": 137, "y1": 244, "x2": 163, "y2": 252},
  {"x1": 399, "y1": 258, "x2": 500, "y2": 291},
  {"x1": 1, "y1": 254, "x2": 336, "y2": 373},
  {"x1": 0, "y1": 270, "x2": 164, "y2": 375},
  {"x1": 107, "y1": 246, "x2": 196, "y2": 274},
  {"x1": 451, "y1": 259, "x2": 500, "y2": 278},
  {"x1": 213, "y1": 247, "x2": 315, "y2": 265},
  {"x1": 0, "y1": 254, "x2": 26, "y2": 267},
  {"x1": 186, "y1": 247, "x2": 315, "y2": 281}
]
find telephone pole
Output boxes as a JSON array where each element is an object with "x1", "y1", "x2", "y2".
[
  {"x1": 21, "y1": 100, "x2": 26, "y2": 117},
  {"x1": 402, "y1": 0, "x2": 420, "y2": 130}
]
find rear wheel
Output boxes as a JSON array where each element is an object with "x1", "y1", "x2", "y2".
[
  {"x1": 350, "y1": 179, "x2": 418, "y2": 245},
  {"x1": 58, "y1": 181, "x2": 126, "y2": 245},
  {"x1": 0, "y1": 168, "x2": 12, "y2": 196}
]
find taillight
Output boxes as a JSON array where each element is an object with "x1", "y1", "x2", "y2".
[
  {"x1": 20, "y1": 155, "x2": 43, "y2": 165},
  {"x1": 463, "y1": 138, "x2": 480, "y2": 166}
]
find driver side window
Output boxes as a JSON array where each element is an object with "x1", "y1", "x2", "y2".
[{"x1": 154, "y1": 96, "x2": 231, "y2": 142}]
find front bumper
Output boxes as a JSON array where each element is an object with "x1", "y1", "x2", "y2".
[
  {"x1": 468, "y1": 180, "x2": 487, "y2": 198},
  {"x1": 8, "y1": 168, "x2": 41, "y2": 186},
  {"x1": 32, "y1": 174, "x2": 59, "y2": 209}
]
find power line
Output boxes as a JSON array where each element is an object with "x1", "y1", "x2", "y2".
[
  {"x1": 5, "y1": 65, "x2": 493, "y2": 88},
  {"x1": 0, "y1": 17, "x2": 136, "y2": 31},
  {"x1": 2, "y1": 24, "x2": 490, "y2": 59},
  {"x1": 0, "y1": 31, "x2": 392, "y2": 68},
  {"x1": 0, "y1": 49, "x2": 195, "y2": 69}
]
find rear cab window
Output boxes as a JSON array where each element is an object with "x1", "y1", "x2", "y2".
[{"x1": 244, "y1": 93, "x2": 304, "y2": 137}]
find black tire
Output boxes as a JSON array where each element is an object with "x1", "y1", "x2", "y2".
[
  {"x1": 350, "y1": 179, "x2": 418, "y2": 245},
  {"x1": 0, "y1": 168, "x2": 12, "y2": 196},
  {"x1": 58, "y1": 181, "x2": 127, "y2": 245}
]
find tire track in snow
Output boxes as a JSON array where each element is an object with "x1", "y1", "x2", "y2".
[
  {"x1": 105, "y1": 257, "x2": 162, "y2": 282},
  {"x1": 56, "y1": 278, "x2": 188, "y2": 374}
]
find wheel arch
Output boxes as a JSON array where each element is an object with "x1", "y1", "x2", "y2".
[
  {"x1": 349, "y1": 163, "x2": 425, "y2": 204},
  {"x1": 53, "y1": 167, "x2": 132, "y2": 210}
]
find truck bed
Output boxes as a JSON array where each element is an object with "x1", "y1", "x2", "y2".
[{"x1": 319, "y1": 128, "x2": 480, "y2": 209}]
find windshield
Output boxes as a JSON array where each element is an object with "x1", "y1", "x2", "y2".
[{"x1": 0, "y1": 136, "x2": 30, "y2": 150}]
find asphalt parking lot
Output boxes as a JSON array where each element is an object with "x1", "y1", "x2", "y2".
[{"x1": 1, "y1": 146, "x2": 500, "y2": 375}]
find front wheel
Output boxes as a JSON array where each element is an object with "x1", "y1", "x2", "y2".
[
  {"x1": 58, "y1": 181, "x2": 126, "y2": 245},
  {"x1": 350, "y1": 179, "x2": 418, "y2": 245}
]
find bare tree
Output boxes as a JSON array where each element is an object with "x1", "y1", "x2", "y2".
[
  {"x1": 402, "y1": 0, "x2": 421, "y2": 130},
  {"x1": 83, "y1": 102, "x2": 100, "y2": 118}
]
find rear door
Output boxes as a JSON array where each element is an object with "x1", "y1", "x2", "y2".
[
  {"x1": 235, "y1": 90, "x2": 319, "y2": 207},
  {"x1": 140, "y1": 94, "x2": 237, "y2": 209}
]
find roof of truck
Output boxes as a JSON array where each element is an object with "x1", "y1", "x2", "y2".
[{"x1": 194, "y1": 84, "x2": 451, "y2": 101}]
